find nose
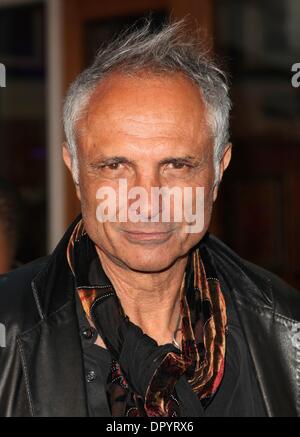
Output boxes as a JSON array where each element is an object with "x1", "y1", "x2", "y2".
[{"x1": 130, "y1": 169, "x2": 163, "y2": 222}]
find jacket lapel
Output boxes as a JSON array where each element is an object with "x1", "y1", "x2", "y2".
[
  {"x1": 17, "y1": 299, "x2": 88, "y2": 417},
  {"x1": 17, "y1": 216, "x2": 88, "y2": 417},
  {"x1": 205, "y1": 235, "x2": 300, "y2": 417},
  {"x1": 231, "y1": 288, "x2": 300, "y2": 416}
]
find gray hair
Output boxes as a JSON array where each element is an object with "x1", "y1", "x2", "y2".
[{"x1": 63, "y1": 19, "x2": 231, "y2": 184}]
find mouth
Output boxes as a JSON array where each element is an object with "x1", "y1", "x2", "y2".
[{"x1": 121, "y1": 229, "x2": 174, "y2": 243}]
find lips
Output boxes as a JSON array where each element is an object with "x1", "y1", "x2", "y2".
[{"x1": 122, "y1": 229, "x2": 173, "y2": 242}]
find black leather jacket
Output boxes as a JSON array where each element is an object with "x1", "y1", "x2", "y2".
[{"x1": 1, "y1": 217, "x2": 300, "y2": 417}]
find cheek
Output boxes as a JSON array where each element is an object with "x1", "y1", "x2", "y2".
[
  {"x1": 203, "y1": 185, "x2": 215, "y2": 226},
  {"x1": 182, "y1": 180, "x2": 214, "y2": 240},
  {"x1": 80, "y1": 178, "x2": 120, "y2": 245},
  {"x1": 79, "y1": 177, "x2": 101, "y2": 227},
  {"x1": 190, "y1": 170, "x2": 215, "y2": 215},
  {"x1": 79, "y1": 184, "x2": 95, "y2": 212}
]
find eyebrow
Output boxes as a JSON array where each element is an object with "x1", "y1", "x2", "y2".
[
  {"x1": 88, "y1": 154, "x2": 205, "y2": 168},
  {"x1": 88, "y1": 156, "x2": 131, "y2": 169},
  {"x1": 159, "y1": 155, "x2": 204, "y2": 166}
]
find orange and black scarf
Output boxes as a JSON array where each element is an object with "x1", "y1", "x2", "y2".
[{"x1": 67, "y1": 220, "x2": 227, "y2": 417}]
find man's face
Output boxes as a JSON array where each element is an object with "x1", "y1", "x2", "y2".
[{"x1": 64, "y1": 72, "x2": 230, "y2": 272}]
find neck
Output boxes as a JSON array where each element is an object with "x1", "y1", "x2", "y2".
[{"x1": 96, "y1": 247, "x2": 188, "y2": 346}]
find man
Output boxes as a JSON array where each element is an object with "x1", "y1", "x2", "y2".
[{"x1": 0, "y1": 20, "x2": 299, "y2": 417}]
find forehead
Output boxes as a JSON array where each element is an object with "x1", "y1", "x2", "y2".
[{"x1": 77, "y1": 71, "x2": 211, "y2": 153}]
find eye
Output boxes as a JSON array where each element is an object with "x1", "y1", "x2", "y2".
[
  {"x1": 99, "y1": 161, "x2": 125, "y2": 171},
  {"x1": 172, "y1": 162, "x2": 186, "y2": 169},
  {"x1": 89, "y1": 158, "x2": 129, "y2": 176},
  {"x1": 106, "y1": 162, "x2": 121, "y2": 170},
  {"x1": 167, "y1": 162, "x2": 191, "y2": 170}
]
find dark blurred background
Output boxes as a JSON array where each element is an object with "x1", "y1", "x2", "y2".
[{"x1": 0, "y1": 0, "x2": 299, "y2": 287}]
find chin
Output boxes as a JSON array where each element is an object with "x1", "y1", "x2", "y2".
[
  {"x1": 116, "y1": 243, "x2": 184, "y2": 273},
  {"x1": 92, "y1": 225, "x2": 195, "y2": 272},
  {"x1": 121, "y1": 256, "x2": 176, "y2": 273}
]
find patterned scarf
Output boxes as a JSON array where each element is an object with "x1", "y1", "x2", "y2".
[{"x1": 67, "y1": 220, "x2": 227, "y2": 417}]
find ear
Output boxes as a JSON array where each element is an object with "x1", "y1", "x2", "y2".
[
  {"x1": 213, "y1": 143, "x2": 232, "y2": 202},
  {"x1": 62, "y1": 143, "x2": 81, "y2": 201}
]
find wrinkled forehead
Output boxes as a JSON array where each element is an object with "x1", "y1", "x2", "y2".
[{"x1": 76, "y1": 71, "x2": 212, "y2": 147}]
